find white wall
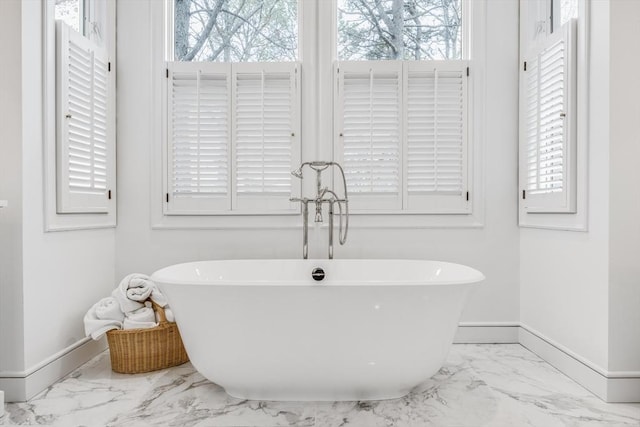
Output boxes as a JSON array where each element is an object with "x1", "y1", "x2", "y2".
[
  {"x1": 608, "y1": 0, "x2": 640, "y2": 373},
  {"x1": 0, "y1": 0, "x2": 25, "y2": 375},
  {"x1": 115, "y1": 0, "x2": 520, "y2": 326},
  {"x1": 19, "y1": 0, "x2": 116, "y2": 370},
  {"x1": 520, "y1": 0, "x2": 611, "y2": 371},
  {"x1": 520, "y1": 0, "x2": 640, "y2": 398},
  {"x1": 0, "y1": 0, "x2": 116, "y2": 401}
]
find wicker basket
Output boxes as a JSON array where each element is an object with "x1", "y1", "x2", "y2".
[{"x1": 106, "y1": 301, "x2": 189, "y2": 374}]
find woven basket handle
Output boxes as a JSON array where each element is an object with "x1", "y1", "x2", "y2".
[{"x1": 151, "y1": 301, "x2": 168, "y2": 324}]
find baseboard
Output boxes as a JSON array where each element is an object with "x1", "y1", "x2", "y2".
[
  {"x1": 454, "y1": 322, "x2": 520, "y2": 343},
  {"x1": 0, "y1": 338, "x2": 107, "y2": 402},
  {"x1": 519, "y1": 324, "x2": 640, "y2": 403},
  {"x1": 2, "y1": 325, "x2": 638, "y2": 403}
]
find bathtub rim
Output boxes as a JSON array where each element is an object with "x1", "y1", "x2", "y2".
[{"x1": 150, "y1": 258, "x2": 486, "y2": 287}]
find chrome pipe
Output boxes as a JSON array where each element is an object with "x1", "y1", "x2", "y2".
[
  {"x1": 328, "y1": 200, "x2": 334, "y2": 259},
  {"x1": 303, "y1": 201, "x2": 309, "y2": 259}
]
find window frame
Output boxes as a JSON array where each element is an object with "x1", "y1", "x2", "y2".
[
  {"x1": 151, "y1": 0, "x2": 486, "y2": 229},
  {"x1": 518, "y1": 0, "x2": 589, "y2": 231},
  {"x1": 43, "y1": 0, "x2": 117, "y2": 231}
]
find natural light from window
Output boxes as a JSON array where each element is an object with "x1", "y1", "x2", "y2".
[
  {"x1": 560, "y1": 0, "x2": 578, "y2": 26},
  {"x1": 174, "y1": 0, "x2": 298, "y2": 62},
  {"x1": 337, "y1": 0, "x2": 462, "y2": 61},
  {"x1": 55, "y1": 0, "x2": 82, "y2": 33}
]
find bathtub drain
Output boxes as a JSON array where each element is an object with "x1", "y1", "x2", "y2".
[{"x1": 311, "y1": 268, "x2": 325, "y2": 281}]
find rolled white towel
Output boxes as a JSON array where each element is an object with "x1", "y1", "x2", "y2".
[
  {"x1": 113, "y1": 274, "x2": 168, "y2": 313},
  {"x1": 124, "y1": 273, "x2": 153, "y2": 302},
  {"x1": 112, "y1": 274, "x2": 146, "y2": 313},
  {"x1": 84, "y1": 298, "x2": 123, "y2": 340},
  {"x1": 127, "y1": 274, "x2": 168, "y2": 307},
  {"x1": 123, "y1": 306, "x2": 157, "y2": 330}
]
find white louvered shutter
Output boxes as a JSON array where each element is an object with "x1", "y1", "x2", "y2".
[
  {"x1": 404, "y1": 61, "x2": 469, "y2": 213},
  {"x1": 521, "y1": 20, "x2": 576, "y2": 213},
  {"x1": 56, "y1": 21, "x2": 114, "y2": 213},
  {"x1": 233, "y1": 63, "x2": 300, "y2": 212},
  {"x1": 166, "y1": 62, "x2": 231, "y2": 214},
  {"x1": 335, "y1": 62, "x2": 402, "y2": 210}
]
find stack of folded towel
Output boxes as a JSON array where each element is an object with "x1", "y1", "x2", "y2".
[{"x1": 84, "y1": 274, "x2": 175, "y2": 340}]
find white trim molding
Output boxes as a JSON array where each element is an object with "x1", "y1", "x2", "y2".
[
  {"x1": 1, "y1": 323, "x2": 637, "y2": 403},
  {"x1": 455, "y1": 321, "x2": 640, "y2": 403},
  {"x1": 454, "y1": 322, "x2": 520, "y2": 344},
  {"x1": 0, "y1": 338, "x2": 107, "y2": 402},
  {"x1": 519, "y1": 324, "x2": 640, "y2": 403}
]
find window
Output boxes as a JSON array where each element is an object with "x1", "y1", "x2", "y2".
[
  {"x1": 55, "y1": 0, "x2": 83, "y2": 34},
  {"x1": 54, "y1": 0, "x2": 105, "y2": 42},
  {"x1": 337, "y1": 0, "x2": 462, "y2": 61},
  {"x1": 53, "y1": 1, "x2": 115, "y2": 216},
  {"x1": 334, "y1": 0, "x2": 470, "y2": 214},
  {"x1": 173, "y1": 0, "x2": 297, "y2": 62},
  {"x1": 165, "y1": 62, "x2": 300, "y2": 214},
  {"x1": 165, "y1": 0, "x2": 300, "y2": 215},
  {"x1": 559, "y1": 0, "x2": 578, "y2": 27},
  {"x1": 43, "y1": 0, "x2": 116, "y2": 230},
  {"x1": 519, "y1": 10, "x2": 577, "y2": 213},
  {"x1": 162, "y1": 0, "x2": 472, "y2": 219}
]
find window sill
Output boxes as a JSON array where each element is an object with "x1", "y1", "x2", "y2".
[
  {"x1": 151, "y1": 211, "x2": 484, "y2": 230},
  {"x1": 347, "y1": 213, "x2": 483, "y2": 229},
  {"x1": 45, "y1": 213, "x2": 116, "y2": 232},
  {"x1": 518, "y1": 213, "x2": 587, "y2": 232}
]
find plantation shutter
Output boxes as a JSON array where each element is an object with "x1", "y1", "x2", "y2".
[
  {"x1": 166, "y1": 62, "x2": 231, "y2": 214},
  {"x1": 335, "y1": 62, "x2": 403, "y2": 210},
  {"x1": 404, "y1": 61, "x2": 469, "y2": 213},
  {"x1": 233, "y1": 63, "x2": 300, "y2": 211},
  {"x1": 521, "y1": 20, "x2": 577, "y2": 213},
  {"x1": 165, "y1": 62, "x2": 299, "y2": 214},
  {"x1": 335, "y1": 61, "x2": 470, "y2": 213},
  {"x1": 56, "y1": 21, "x2": 114, "y2": 213}
]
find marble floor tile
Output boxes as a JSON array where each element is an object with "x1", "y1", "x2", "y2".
[{"x1": 1, "y1": 344, "x2": 638, "y2": 427}]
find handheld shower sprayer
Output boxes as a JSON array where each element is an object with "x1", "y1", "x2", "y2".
[{"x1": 291, "y1": 167, "x2": 304, "y2": 179}]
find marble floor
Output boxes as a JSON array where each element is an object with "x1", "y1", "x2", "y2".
[{"x1": 1, "y1": 344, "x2": 639, "y2": 427}]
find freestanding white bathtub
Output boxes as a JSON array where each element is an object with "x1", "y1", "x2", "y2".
[{"x1": 151, "y1": 259, "x2": 484, "y2": 401}]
